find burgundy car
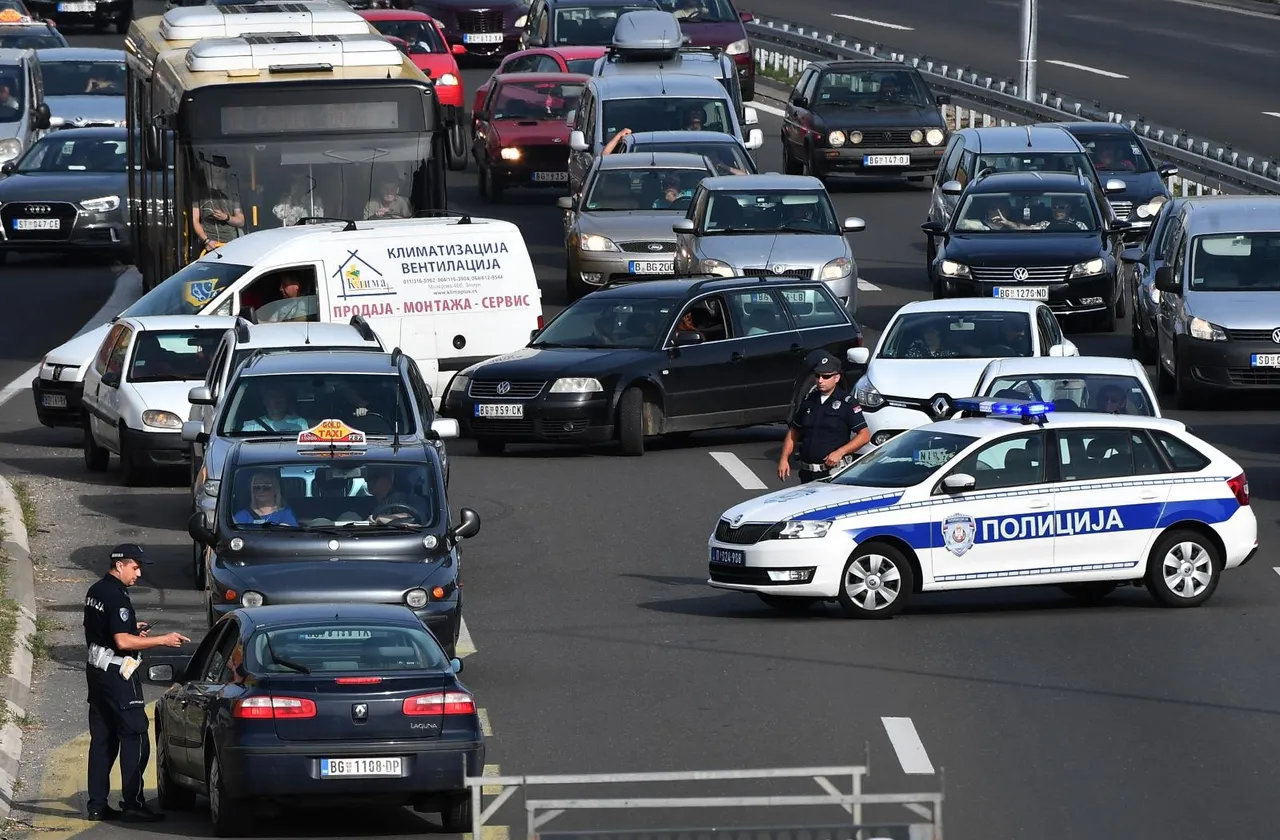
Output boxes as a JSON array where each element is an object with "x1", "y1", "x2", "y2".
[
  {"x1": 653, "y1": 0, "x2": 755, "y2": 100},
  {"x1": 412, "y1": 0, "x2": 527, "y2": 59},
  {"x1": 472, "y1": 72, "x2": 586, "y2": 202},
  {"x1": 471, "y1": 45, "x2": 608, "y2": 120}
]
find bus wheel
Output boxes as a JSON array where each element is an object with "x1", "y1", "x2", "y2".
[{"x1": 447, "y1": 123, "x2": 468, "y2": 171}]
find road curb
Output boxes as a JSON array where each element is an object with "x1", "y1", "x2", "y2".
[
  {"x1": 0, "y1": 475, "x2": 35, "y2": 824},
  {"x1": 74, "y1": 265, "x2": 143, "y2": 340}
]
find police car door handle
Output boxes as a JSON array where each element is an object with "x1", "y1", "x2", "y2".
[
  {"x1": 1027, "y1": 500, "x2": 1051, "y2": 509},
  {"x1": 1140, "y1": 490, "x2": 1160, "y2": 500}
]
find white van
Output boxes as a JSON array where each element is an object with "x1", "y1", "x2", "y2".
[{"x1": 33, "y1": 215, "x2": 541, "y2": 422}]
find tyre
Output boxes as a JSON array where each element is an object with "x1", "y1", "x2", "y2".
[
  {"x1": 836, "y1": 543, "x2": 913, "y2": 619},
  {"x1": 447, "y1": 122, "x2": 468, "y2": 171},
  {"x1": 1115, "y1": 289, "x2": 1126, "y2": 320},
  {"x1": 757, "y1": 593, "x2": 820, "y2": 613},
  {"x1": 741, "y1": 80, "x2": 754, "y2": 102},
  {"x1": 480, "y1": 164, "x2": 502, "y2": 203},
  {"x1": 617, "y1": 386, "x2": 646, "y2": 456},
  {"x1": 782, "y1": 141, "x2": 802, "y2": 175},
  {"x1": 1156, "y1": 353, "x2": 1174, "y2": 394},
  {"x1": 208, "y1": 753, "x2": 250, "y2": 837},
  {"x1": 439, "y1": 793, "x2": 471, "y2": 833},
  {"x1": 192, "y1": 540, "x2": 206, "y2": 591},
  {"x1": 118, "y1": 428, "x2": 143, "y2": 487},
  {"x1": 1094, "y1": 305, "x2": 1115, "y2": 333},
  {"x1": 83, "y1": 420, "x2": 109, "y2": 472},
  {"x1": 1144, "y1": 528, "x2": 1222, "y2": 608},
  {"x1": 156, "y1": 728, "x2": 196, "y2": 811},
  {"x1": 1058, "y1": 581, "x2": 1118, "y2": 602},
  {"x1": 475, "y1": 438, "x2": 505, "y2": 456},
  {"x1": 1172, "y1": 354, "x2": 1201, "y2": 410}
]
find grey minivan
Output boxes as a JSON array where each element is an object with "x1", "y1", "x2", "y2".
[
  {"x1": 1148, "y1": 196, "x2": 1280, "y2": 408},
  {"x1": 0, "y1": 48, "x2": 51, "y2": 166}
]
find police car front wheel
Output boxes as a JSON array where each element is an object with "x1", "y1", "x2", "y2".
[
  {"x1": 838, "y1": 544, "x2": 914, "y2": 619},
  {"x1": 1145, "y1": 529, "x2": 1222, "y2": 608}
]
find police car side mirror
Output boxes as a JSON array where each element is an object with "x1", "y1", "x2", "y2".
[
  {"x1": 1047, "y1": 343, "x2": 1068, "y2": 357},
  {"x1": 188, "y1": 511, "x2": 215, "y2": 546},
  {"x1": 1153, "y1": 265, "x2": 1180, "y2": 294},
  {"x1": 450, "y1": 507, "x2": 481, "y2": 542},
  {"x1": 188, "y1": 385, "x2": 215, "y2": 406},
  {"x1": 941, "y1": 473, "x2": 976, "y2": 493},
  {"x1": 847, "y1": 347, "x2": 870, "y2": 366},
  {"x1": 147, "y1": 664, "x2": 175, "y2": 683},
  {"x1": 569, "y1": 130, "x2": 588, "y2": 152},
  {"x1": 430, "y1": 418, "x2": 460, "y2": 440}
]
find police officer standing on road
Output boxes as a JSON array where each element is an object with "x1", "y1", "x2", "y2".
[
  {"x1": 778, "y1": 356, "x2": 870, "y2": 483},
  {"x1": 83, "y1": 544, "x2": 190, "y2": 822}
]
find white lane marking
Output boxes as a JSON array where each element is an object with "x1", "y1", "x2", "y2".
[
  {"x1": 1264, "y1": 112, "x2": 1280, "y2": 119},
  {"x1": 710, "y1": 452, "x2": 768, "y2": 490},
  {"x1": 749, "y1": 100, "x2": 785, "y2": 118},
  {"x1": 831, "y1": 12, "x2": 914, "y2": 30},
  {"x1": 1272, "y1": 567, "x2": 1280, "y2": 578},
  {"x1": 1164, "y1": 0, "x2": 1280, "y2": 20},
  {"x1": 858, "y1": 278, "x2": 880, "y2": 291},
  {"x1": 1044, "y1": 59, "x2": 1129, "y2": 79},
  {"x1": 456, "y1": 616, "x2": 478, "y2": 657},
  {"x1": 0, "y1": 362, "x2": 40, "y2": 410},
  {"x1": 881, "y1": 716, "x2": 936, "y2": 775},
  {"x1": 478, "y1": 707, "x2": 493, "y2": 737}
]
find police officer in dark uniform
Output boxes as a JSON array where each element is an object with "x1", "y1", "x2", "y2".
[
  {"x1": 83, "y1": 544, "x2": 189, "y2": 822},
  {"x1": 778, "y1": 355, "x2": 870, "y2": 483}
]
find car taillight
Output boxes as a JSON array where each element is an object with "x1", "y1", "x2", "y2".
[
  {"x1": 402, "y1": 691, "x2": 475, "y2": 716},
  {"x1": 233, "y1": 696, "x2": 317, "y2": 719},
  {"x1": 336, "y1": 676, "x2": 383, "y2": 685},
  {"x1": 1228, "y1": 472, "x2": 1249, "y2": 506},
  {"x1": 536, "y1": 314, "x2": 544, "y2": 329}
]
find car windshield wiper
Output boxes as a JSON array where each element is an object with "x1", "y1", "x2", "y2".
[
  {"x1": 369, "y1": 518, "x2": 424, "y2": 531},
  {"x1": 265, "y1": 634, "x2": 311, "y2": 675},
  {"x1": 774, "y1": 223, "x2": 830, "y2": 234},
  {"x1": 244, "y1": 520, "x2": 297, "y2": 529}
]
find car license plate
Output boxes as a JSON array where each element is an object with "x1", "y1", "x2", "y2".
[
  {"x1": 992, "y1": 286, "x2": 1048, "y2": 300},
  {"x1": 1251, "y1": 354, "x2": 1280, "y2": 367},
  {"x1": 58, "y1": 1, "x2": 94, "y2": 9},
  {"x1": 320, "y1": 757, "x2": 403, "y2": 777},
  {"x1": 628, "y1": 260, "x2": 673, "y2": 275},
  {"x1": 750, "y1": 290, "x2": 809, "y2": 303},
  {"x1": 863, "y1": 154, "x2": 910, "y2": 166},
  {"x1": 14, "y1": 219, "x2": 59, "y2": 231},
  {"x1": 711, "y1": 547, "x2": 745, "y2": 565},
  {"x1": 475, "y1": 403, "x2": 523, "y2": 418},
  {"x1": 41, "y1": 394, "x2": 67, "y2": 408},
  {"x1": 532, "y1": 171, "x2": 567, "y2": 182},
  {"x1": 463, "y1": 32, "x2": 504, "y2": 43}
]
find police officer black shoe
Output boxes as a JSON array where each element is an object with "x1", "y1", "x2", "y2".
[
  {"x1": 86, "y1": 804, "x2": 121, "y2": 821},
  {"x1": 118, "y1": 803, "x2": 166, "y2": 822}
]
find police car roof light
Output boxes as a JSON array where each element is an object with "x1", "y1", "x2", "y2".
[{"x1": 952, "y1": 396, "x2": 1055, "y2": 421}]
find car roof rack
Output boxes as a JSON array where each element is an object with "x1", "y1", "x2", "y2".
[
  {"x1": 412, "y1": 209, "x2": 473, "y2": 224},
  {"x1": 349, "y1": 314, "x2": 379, "y2": 343},
  {"x1": 296, "y1": 215, "x2": 358, "y2": 231}
]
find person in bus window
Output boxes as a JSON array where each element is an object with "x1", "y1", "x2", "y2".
[
  {"x1": 193, "y1": 188, "x2": 245, "y2": 254},
  {"x1": 272, "y1": 172, "x2": 324, "y2": 227},
  {"x1": 363, "y1": 178, "x2": 413, "y2": 220}
]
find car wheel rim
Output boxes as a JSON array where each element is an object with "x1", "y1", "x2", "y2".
[
  {"x1": 1162, "y1": 541, "x2": 1212, "y2": 598},
  {"x1": 844, "y1": 553, "x2": 901, "y2": 610}
]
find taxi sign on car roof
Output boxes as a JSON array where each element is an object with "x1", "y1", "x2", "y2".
[
  {"x1": 0, "y1": 9, "x2": 32, "y2": 22},
  {"x1": 297, "y1": 419, "x2": 367, "y2": 452}
]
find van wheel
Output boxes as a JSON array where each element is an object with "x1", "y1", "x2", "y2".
[
  {"x1": 1144, "y1": 528, "x2": 1221, "y2": 608},
  {"x1": 618, "y1": 387, "x2": 646, "y2": 456},
  {"x1": 84, "y1": 419, "x2": 109, "y2": 472},
  {"x1": 475, "y1": 438, "x2": 505, "y2": 456},
  {"x1": 119, "y1": 425, "x2": 143, "y2": 487},
  {"x1": 836, "y1": 543, "x2": 913, "y2": 619},
  {"x1": 447, "y1": 123, "x2": 468, "y2": 171}
]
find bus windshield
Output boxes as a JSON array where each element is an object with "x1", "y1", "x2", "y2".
[{"x1": 121, "y1": 260, "x2": 251, "y2": 318}]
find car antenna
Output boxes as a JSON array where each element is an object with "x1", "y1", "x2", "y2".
[{"x1": 391, "y1": 348, "x2": 403, "y2": 450}]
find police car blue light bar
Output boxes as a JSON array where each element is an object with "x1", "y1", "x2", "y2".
[{"x1": 952, "y1": 397, "x2": 1055, "y2": 417}]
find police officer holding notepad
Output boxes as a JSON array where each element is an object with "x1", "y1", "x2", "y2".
[
  {"x1": 82, "y1": 544, "x2": 189, "y2": 822},
  {"x1": 778, "y1": 355, "x2": 870, "y2": 483}
]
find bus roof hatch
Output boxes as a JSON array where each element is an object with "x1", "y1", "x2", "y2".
[
  {"x1": 185, "y1": 33, "x2": 402, "y2": 72},
  {"x1": 158, "y1": 1, "x2": 370, "y2": 42}
]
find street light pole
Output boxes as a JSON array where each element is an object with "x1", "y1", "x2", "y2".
[{"x1": 1018, "y1": 0, "x2": 1038, "y2": 102}]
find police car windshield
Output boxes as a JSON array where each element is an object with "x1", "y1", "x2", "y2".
[
  {"x1": 831, "y1": 429, "x2": 976, "y2": 488},
  {"x1": 16, "y1": 137, "x2": 125, "y2": 173},
  {"x1": 250, "y1": 623, "x2": 448, "y2": 674},
  {"x1": 532, "y1": 297, "x2": 673, "y2": 349},
  {"x1": 553, "y1": 5, "x2": 651, "y2": 45},
  {"x1": 1190, "y1": 232, "x2": 1280, "y2": 291},
  {"x1": 122, "y1": 260, "x2": 251, "y2": 317},
  {"x1": 954, "y1": 191, "x2": 1099, "y2": 233},
  {"x1": 585, "y1": 167, "x2": 705, "y2": 211},
  {"x1": 128, "y1": 330, "x2": 221, "y2": 384},
  {"x1": 984, "y1": 373, "x2": 1154, "y2": 415},
  {"x1": 491, "y1": 79, "x2": 583, "y2": 121},
  {"x1": 0, "y1": 66, "x2": 24, "y2": 123},
  {"x1": 701, "y1": 190, "x2": 840, "y2": 235},
  {"x1": 218, "y1": 374, "x2": 416, "y2": 438},
  {"x1": 878, "y1": 312, "x2": 1034, "y2": 359},
  {"x1": 42, "y1": 59, "x2": 126, "y2": 97},
  {"x1": 1074, "y1": 132, "x2": 1153, "y2": 174},
  {"x1": 231, "y1": 459, "x2": 442, "y2": 534}
]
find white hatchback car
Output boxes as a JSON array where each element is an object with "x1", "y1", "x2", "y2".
[
  {"x1": 974, "y1": 356, "x2": 1160, "y2": 417},
  {"x1": 849, "y1": 299, "x2": 1078, "y2": 446},
  {"x1": 82, "y1": 316, "x2": 237, "y2": 485}
]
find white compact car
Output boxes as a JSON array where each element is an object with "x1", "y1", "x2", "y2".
[
  {"x1": 708, "y1": 397, "x2": 1257, "y2": 618},
  {"x1": 81, "y1": 316, "x2": 237, "y2": 485},
  {"x1": 849, "y1": 299, "x2": 1078, "y2": 446},
  {"x1": 973, "y1": 356, "x2": 1160, "y2": 417}
]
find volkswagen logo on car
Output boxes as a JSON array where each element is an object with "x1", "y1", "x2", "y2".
[
  {"x1": 496, "y1": 381, "x2": 511, "y2": 395},
  {"x1": 1271, "y1": 328, "x2": 1280, "y2": 344},
  {"x1": 1012, "y1": 267, "x2": 1029, "y2": 282}
]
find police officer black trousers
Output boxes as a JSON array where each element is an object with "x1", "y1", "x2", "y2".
[{"x1": 86, "y1": 688, "x2": 150, "y2": 814}]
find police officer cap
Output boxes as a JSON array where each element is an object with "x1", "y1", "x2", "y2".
[
  {"x1": 109, "y1": 543, "x2": 151, "y2": 565},
  {"x1": 813, "y1": 355, "x2": 841, "y2": 375}
]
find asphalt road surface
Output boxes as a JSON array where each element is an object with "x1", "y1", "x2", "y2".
[
  {"x1": 5, "y1": 12, "x2": 1280, "y2": 840},
  {"x1": 744, "y1": 0, "x2": 1280, "y2": 161}
]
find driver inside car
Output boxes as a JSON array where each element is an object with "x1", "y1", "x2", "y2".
[
  {"x1": 1030, "y1": 197, "x2": 1090, "y2": 231},
  {"x1": 361, "y1": 466, "x2": 427, "y2": 523}
]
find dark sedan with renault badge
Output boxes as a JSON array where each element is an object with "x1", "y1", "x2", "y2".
[{"x1": 188, "y1": 420, "x2": 480, "y2": 658}]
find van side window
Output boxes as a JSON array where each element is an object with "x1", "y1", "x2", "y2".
[{"x1": 244, "y1": 266, "x2": 321, "y2": 323}]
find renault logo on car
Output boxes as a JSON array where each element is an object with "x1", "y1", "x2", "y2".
[
  {"x1": 352, "y1": 703, "x2": 368, "y2": 721},
  {"x1": 930, "y1": 395, "x2": 952, "y2": 419},
  {"x1": 1012, "y1": 267, "x2": 1029, "y2": 282},
  {"x1": 496, "y1": 381, "x2": 511, "y2": 395}
]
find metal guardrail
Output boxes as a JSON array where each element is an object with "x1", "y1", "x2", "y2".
[{"x1": 743, "y1": 15, "x2": 1280, "y2": 197}]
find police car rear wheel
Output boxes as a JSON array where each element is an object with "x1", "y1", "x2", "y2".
[
  {"x1": 1145, "y1": 529, "x2": 1221, "y2": 608},
  {"x1": 837, "y1": 544, "x2": 913, "y2": 619}
]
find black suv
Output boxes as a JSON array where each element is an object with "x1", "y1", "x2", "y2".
[
  {"x1": 921, "y1": 171, "x2": 1131, "y2": 330},
  {"x1": 442, "y1": 275, "x2": 864, "y2": 455},
  {"x1": 781, "y1": 59, "x2": 950, "y2": 184}
]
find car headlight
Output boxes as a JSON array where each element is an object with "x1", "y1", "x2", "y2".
[
  {"x1": 828, "y1": 130, "x2": 846, "y2": 147},
  {"x1": 940, "y1": 260, "x2": 970, "y2": 278},
  {"x1": 1069, "y1": 258, "x2": 1106, "y2": 278},
  {"x1": 437, "y1": 73, "x2": 459, "y2": 86},
  {"x1": 580, "y1": 233, "x2": 619, "y2": 252},
  {"x1": 821, "y1": 257, "x2": 851, "y2": 280},
  {"x1": 926, "y1": 128, "x2": 944, "y2": 146},
  {"x1": 500, "y1": 147, "x2": 521, "y2": 161},
  {"x1": 853, "y1": 375, "x2": 883, "y2": 408},
  {"x1": 725, "y1": 37, "x2": 749, "y2": 55},
  {"x1": 448, "y1": 374, "x2": 470, "y2": 394},
  {"x1": 0, "y1": 138, "x2": 20, "y2": 163},
  {"x1": 910, "y1": 130, "x2": 923, "y2": 143},
  {"x1": 229, "y1": 538, "x2": 244, "y2": 552},
  {"x1": 142, "y1": 410, "x2": 183, "y2": 429},
  {"x1": 515, "y1": 13, "x2": 527, "y2": 27},
  {"x1": 80, "y1": 195, "x2": 120, "y2": 213},
  {"x1": 848, "y1": 131, "x2": 863, "y2": 145},
  {"x1": 422, "y1": 535, "x2": 438, "y2": 550},
  {"x1": 549, "y1": 377, "x2": 603, "y2": 393},
  {"x1": 1135, "y1": 195, "x2": 1167, "y2": 219},
  {"x1": 202, "y1": 479, "x2": 221, "y2": 498},
  {"x1": 241, "y1": 591, "x2": 264, "y2": 608},
  {"x1": 700, "y1": 258, "x2": 734, "y2": 277},
  {"x1": 1189, "y1": 316, "x2": 1227, "y2": 341},
  {"x1": 406, "y1": 588, "x2": 428, "y2": 608},
  {"x1": 769, "y1": 520, "x2": 832, "y2": 539}
]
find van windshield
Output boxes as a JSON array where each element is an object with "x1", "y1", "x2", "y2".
[
  {"x1": 1190, "y1": 233, "x2": 1280, "y2": 291},
  {"x1": 121, "y1": 260, "x2": 252, "y2": 317},
  {"x1": 603, "y1": 97, "x2": 732, "y2": 137}
]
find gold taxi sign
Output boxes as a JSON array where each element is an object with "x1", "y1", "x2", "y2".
[
  {"x1": 297, "y1": 419, "x2": 367, "y2": 452},
  {"x1": 0, "y1": 9, "x2": 30, "y2": 21}
]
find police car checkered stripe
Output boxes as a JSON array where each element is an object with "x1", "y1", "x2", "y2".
[{"x1": 935, "y1": 560, "x2": 1140, "y2": 582}]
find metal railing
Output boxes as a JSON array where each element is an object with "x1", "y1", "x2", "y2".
[{"x1": 743, "y1": 14, "x2": 1280, "y2": 197}]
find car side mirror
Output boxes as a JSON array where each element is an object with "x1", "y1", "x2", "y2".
[
  {"x1": 188, "y1": 511, "x2": 215, "y2": 546},
  {"x1": 450, "y1": 657, "x2": 464, "y2": 673},
  {"x1": 147, "y1": 664, "x2": 175, "y2": 683},
  {"x1": 451, "y1": 43, "x2": 466, "y2": 55},
  {"x1": 940, "y1": 180, "x2": 963, "y2": 195},
  {"x1": 846, "y1": 347, "x2": 870, "y2": 366},
  {"x1": 430, "y1": 418, "x2": 460, "y2": 440},
  {"x1": 34, "y1": 102, "x2": 50, "y2": 130},
  {"x1": 1047, "y1": 343, "x2": 1067, "y2": 357},
  {"x1": 0, "y1": 161, "x2": 13, "y2": 175},
  {"x1": 188, "y1": 385, "x2": 215, "y2": 406},
  {"x1": 791, "y1": 95, "x2": 808, "y2": 109},
  {"x1": 529, "y1": 328, "x2": 541, "y2": 342},
  {"x1": 673, "y1": 330, "x2": 704, "y2": 346},
  {"x1": 181, "y1": 420, "x2": 208, "y2": 443},
  {"x1": 743, "y1": 107, "x2": 758, "y2": 125},
  {"x1": 935, "y1": 94, "x2": 951, "y2": 106},
  {"x1": 920, "y1": 220, "x2": 946, "y2": 236},
  {"x1": 842, "y1": 217, "x2": 866, "y2": 233},
  {"x1": 738, "y1": 9, "x2": 753, "y2": 21},
  {"x1": 1158, "y1": 163, "x2": 1178, "y2": 178},
  {"x1": 745, "y1": 128, "x2": 763, "y2": 150},
  {"x1": 100, "y1": 371, "x2": 120, "y2": 388},
  {"x1": 557, "y1": 195, "x2": 574, "y2": 210},
  {"x1": 942, "y1": 473, "x2": 976, "y2": 493},
  {"x1": 569, "y1": 130, "x2": 588, "y2": 152},
  {"x1": 1108, "y1": 218, "x2": 1132, "y2": 232},
  {"x1": 1104, "y1": 178, "x2": 1127, "y2": 194},
  {"x1": 1119, "y1": 247, "x2": 1144, "y2": 264},
  {"x1": 673, "y1": 218, "x2": 696, "y2": 234},
  {"x1": 1154, "y1": 265, "x2": 1180, "y2": 294},
  {"x1": 450, "y1": 507, "x2": 481, "y2": 541}
]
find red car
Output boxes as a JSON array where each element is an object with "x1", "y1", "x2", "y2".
[
  {"x1": 653, "y1": 0, "x2": 756, "y2": 100},
  {"x1": 472, "y1": 72, "x2": 587, "y2": 202},
  {"x1": 361, "y1": 9, "x2": 470, "y2": 169},
  {"x1": 471, "y1": 46, "x2": 606, "y2": 126}
]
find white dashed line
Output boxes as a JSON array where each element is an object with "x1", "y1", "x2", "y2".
[
  {"x1": 857, "y1": 278, "x2": 880, "y2": 291},
  {"x1": 831, "y1": 12, "x2": 914, "y2": 30},
  {"x1": 478, "y1": 707, "x2": 493, "y2": 737},
  {"x1": 1264, "y1": 112, "x2": 1280, "y2": 119},
  {"x1": 881, "y1": 716, "x2": 936, "y2": 775},
  {"x1": 456, "y1": 616, "x2": 478, "y2": 657},
  {"x1": 710, "y1": 452, "x2": 769, "y2": 490},
  {"x1": 1044, "y1": 59, "x2": 1129, "y2": 79},
  {"x1": 749, "y1": 100, "x2": 785, "y2": 117}
]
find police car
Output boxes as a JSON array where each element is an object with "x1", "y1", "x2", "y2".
[{"x1": 707, "y1": 397, "x2": 1256, "y2": 618}]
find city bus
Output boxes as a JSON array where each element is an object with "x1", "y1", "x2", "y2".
[{"x1": 124, "y1": 1, "x2": 448, "y2": 289}]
